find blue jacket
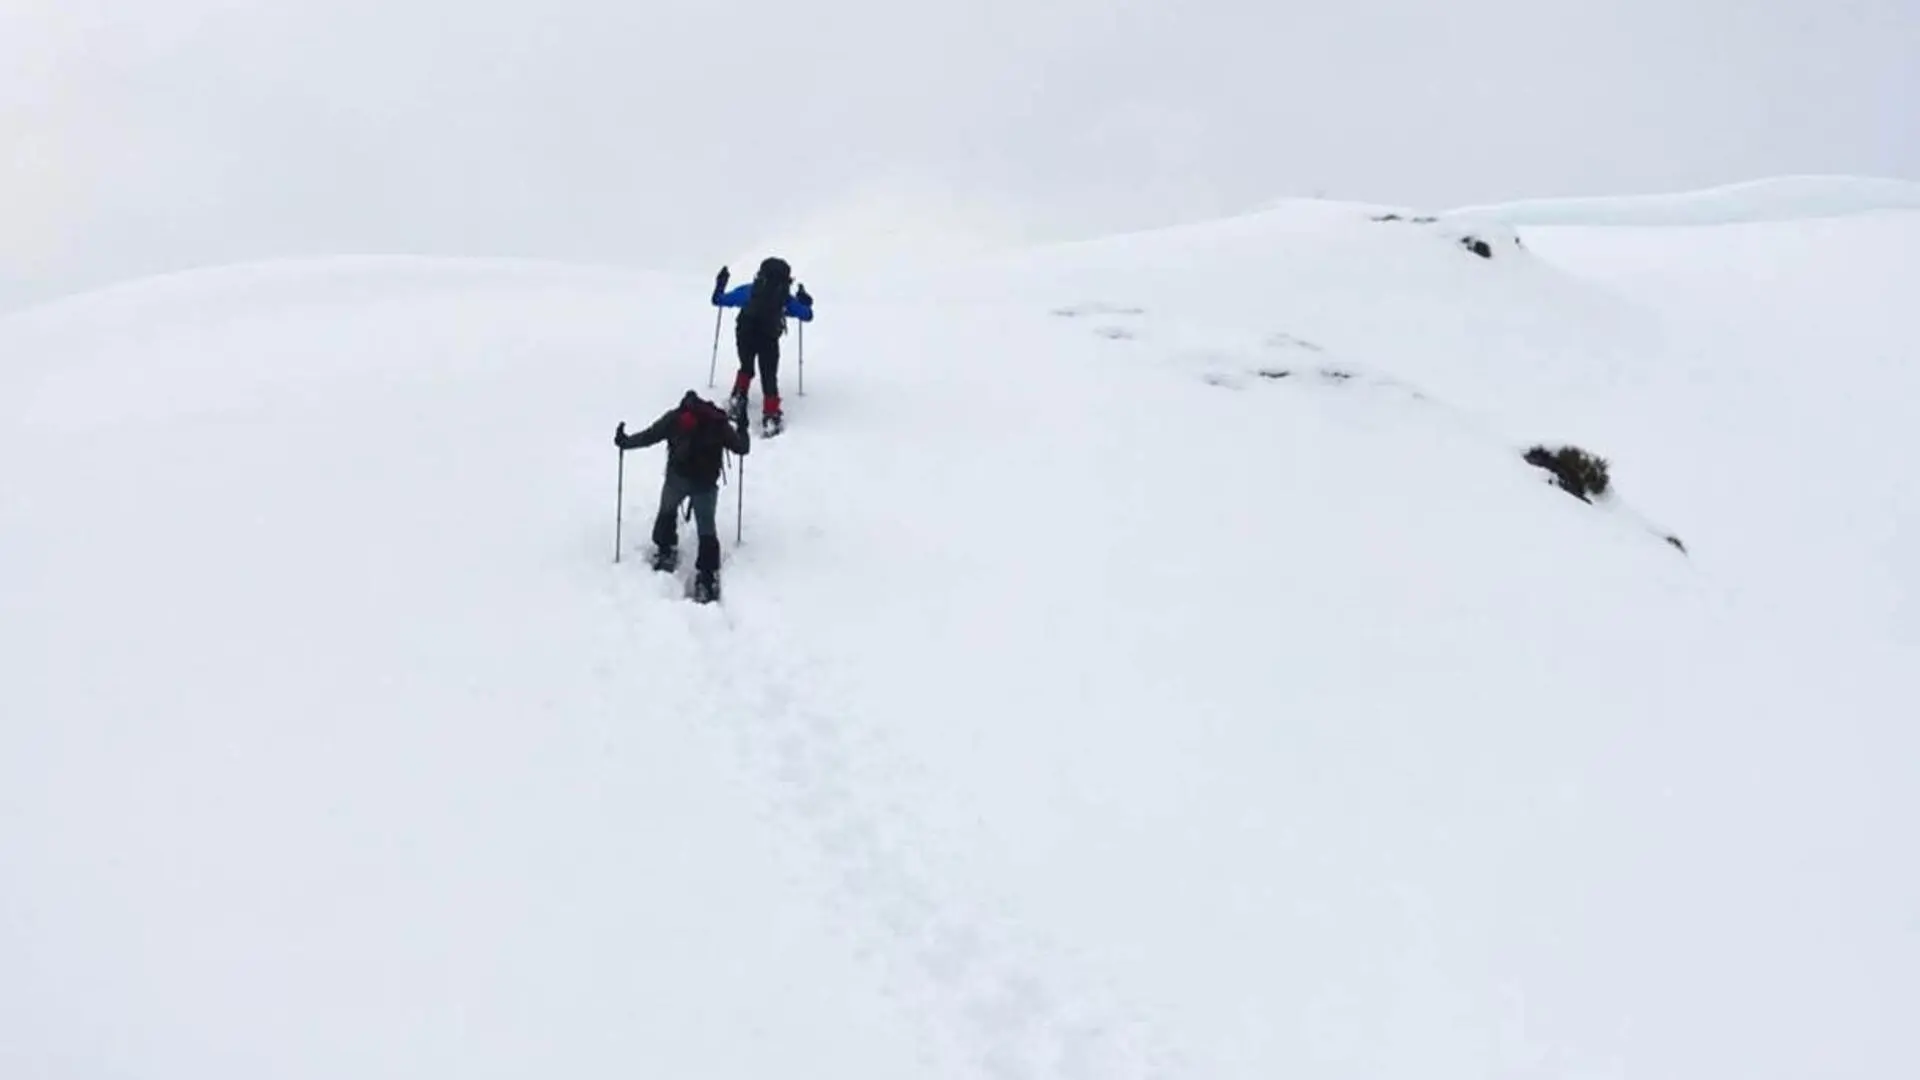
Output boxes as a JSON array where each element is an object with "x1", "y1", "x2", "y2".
[{"x1": 713, "y1": 283, "x2": 814, "y2": 322}]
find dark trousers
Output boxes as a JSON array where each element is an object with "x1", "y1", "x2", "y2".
[
  {"x1": 732, "y1": 323, "x2": 782, "y2": 408},
  {"x1": 652, "y1": 470, "x2": 721, "y2": 573}
]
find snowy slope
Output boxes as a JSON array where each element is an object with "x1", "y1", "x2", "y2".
[
  {"x1": 3, "y1": 188, "x2": 1917, "y2": 1080},
  {"x1": 1443, "y1": 174, "x2": 1920, "y2": 227}
]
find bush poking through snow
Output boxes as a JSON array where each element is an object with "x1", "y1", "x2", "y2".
[
  {"x1": 1525, "y1": 445, "x2": 1612, "y2": 502},
  {"x1": 1371, "y1": 211, "x2": 1522, "y2": 259}
]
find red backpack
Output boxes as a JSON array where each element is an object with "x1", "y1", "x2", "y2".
[{"x1": 673, "y1": 393, "x2": 731, "y2": 436}]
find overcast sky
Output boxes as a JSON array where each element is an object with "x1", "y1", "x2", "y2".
[{"x1": 2, "y1": 0, "x2": 1915, "y2": 307}]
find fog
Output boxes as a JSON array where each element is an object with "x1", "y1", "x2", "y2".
[{"x1": 3, "y1": 0, "x2": 1915, "y2": 308}]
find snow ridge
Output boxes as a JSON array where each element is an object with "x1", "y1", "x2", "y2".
[{"x1": 1442, "y1": 174, "x2": 1920, "y2": 227}]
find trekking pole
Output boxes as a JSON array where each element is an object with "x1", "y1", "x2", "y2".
[
  {"x1": 735, "y1": 453, "x2": 746, "y2": 544},
  {"x1": 706, "y1": 307, "x2": 723, "y2": 388},
  {"x1": 797, "y1": 320, "x2": 805, "y2": 396},
  {"x1": 613, "y1": 447, "x2": 627, "y2": 563}
]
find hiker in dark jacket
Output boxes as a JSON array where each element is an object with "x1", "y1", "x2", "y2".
[
  {"x1": 615, "y1": 390, "x2": 750, "y2": 600},
  {"x1": 713, "y1": 256, "x2": 814, "y2": 435}
]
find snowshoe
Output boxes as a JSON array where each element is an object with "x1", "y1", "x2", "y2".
[
  {"x1": 761, "y1": 412, "x2": 785, "y2": 438},
  {"x1": 691, "y1": 572, "x2": 721, "y2": 604},
  {"x1": 649, "y1": 546, "x2": 679, "y2": 573}
]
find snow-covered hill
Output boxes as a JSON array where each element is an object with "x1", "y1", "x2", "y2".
[
  {"x1": 4, "y1": 184, "x2": 1916, "y2": 1080},
  {"x1": 1444, "y1": 174, "x2": 1920, "y2": 226}
]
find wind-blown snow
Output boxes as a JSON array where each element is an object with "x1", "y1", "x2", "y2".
[{"x1": 3, "y1": 186, "x2": 1917, "y2": 1079}]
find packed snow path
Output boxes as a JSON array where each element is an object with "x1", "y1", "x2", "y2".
[{"x1": 620, "y1": 564, "x2": 1184, "y2": 1080}]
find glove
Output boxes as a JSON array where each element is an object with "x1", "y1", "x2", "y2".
[
  {"x1": 795, "y1": 284, "x2": 812, "y2": 307},
  {"x1": 715, "y1": 266, "x2": 731, "y2": 291},
  {"x1": 614, "y1": 421, "x2": 630, "y2": 449}
]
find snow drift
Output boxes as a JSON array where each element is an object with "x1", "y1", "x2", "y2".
[
  {"x1": 3, "y1": 185, "x2": 1917, "y2": 1080},
  {"x1": 1443, "y1": 174, "x2": 1920, "y2": 227}
]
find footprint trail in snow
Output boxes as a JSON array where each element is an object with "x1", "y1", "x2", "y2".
[{"x1": 666, "y1": 575, "x2": 1188, "y2": 1080}]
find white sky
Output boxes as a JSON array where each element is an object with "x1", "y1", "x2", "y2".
[{"x1": 2, "y1": 0, "x2": 1916, "y2": 307}]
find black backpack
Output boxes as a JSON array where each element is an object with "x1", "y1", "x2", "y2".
[
  {"x1": 739, "y1": 256, "x2": 792, "y2": 337},
  {"x1": 664, "y1": 391, "x2": 736, "y2": 484}
]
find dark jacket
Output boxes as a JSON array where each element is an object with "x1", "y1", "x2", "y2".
[
  {"x1": 618, "y1": 392, "x2": 749, "y2": 489},
  {"x1": 715, "y1": 281, "x2": 815, "y2": 338}
]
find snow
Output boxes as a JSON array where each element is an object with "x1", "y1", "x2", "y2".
[
  {"x1": 1442, "y1": 174, "x2": 1920, "y2": 228},
  {"x1": 3, "y1": 183, "x2": 1917, "y2": 1080}
]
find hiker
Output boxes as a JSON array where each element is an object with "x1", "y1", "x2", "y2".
[
  {"x1": 614, "y1": 390, "x2": 750, "y2": 602},
  {"x1": 713, "y1": 256, "x2": 814, "y2": 435}
]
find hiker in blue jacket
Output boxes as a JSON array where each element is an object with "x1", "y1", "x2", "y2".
[{"x1": 713, "y1": 256, "x2": 813, "y2": 435}]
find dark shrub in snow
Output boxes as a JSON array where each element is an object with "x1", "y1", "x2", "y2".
[
  {"x1": 1525, "y1": 444, "x2": 1612, "y2": 502},
  {"x1": 1371, "y1": 212, "x2": 1519, "y2": 259}
]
